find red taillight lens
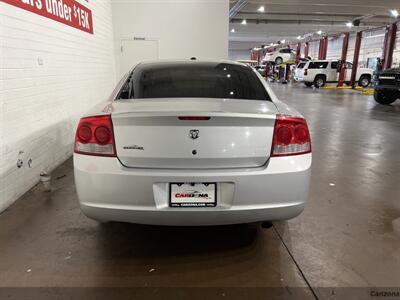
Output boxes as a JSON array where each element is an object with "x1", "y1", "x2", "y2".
[
  {"x1": 304, "y1": 68, "x2": 308, "y2": 76},
  {"x1": 74, "y1": 115, "x2": 116, "y2": 156},
  {"x1": 271, "y1": 115, "x2": 311, "y2": 157},
  {"x1": 178, "y1": 116, "x2": 210, "y2": 120}
]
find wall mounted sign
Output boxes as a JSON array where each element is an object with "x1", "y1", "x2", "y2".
[{"x1": 3, "y1": 0, "x2": 94, "y2": 34}]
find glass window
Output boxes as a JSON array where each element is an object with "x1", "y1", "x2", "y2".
[
  {"x1": 346, "y1": 62, "x2": 353, "y2": 69},
  {"x1": 119, "y1": 62, "x2": 271, "y2": 101},
  {"x1": 297, "y1": 63, "x2": 306, "y2": 69},
  {"x1": 308, "y1": 62, "x2": 329, "y2": 69},
  {"x1": 331, "y1": 61, "x2": 338, "y2": 69},
  {"x1": 279, "y1": 48, "x2": 292, "y2": 54}
]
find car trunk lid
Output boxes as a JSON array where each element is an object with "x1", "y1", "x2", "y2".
[{"x1": 111, "y1": 98, "x2": 278, "y2": 169}]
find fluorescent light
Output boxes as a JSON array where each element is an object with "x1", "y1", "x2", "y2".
[
  {"x1": 346, "y1": 22, "x2": 353, "y2": 28},
  {"x1": 297, "y1": 35, "x2": 301, "y2": 40},
  {"x1": 241, "y1": 19, "x2": 247, "y2": 25},
  {"x1": 390, "y1": 9, "x2": 399, "y2": 18},
  {"x1": 317, "y1": 30, "x2": 323, "y2": 35},
  {"x1": 230, "y1": 28, "x2": 235, "y2": 33},
  {"x1": 258, "y1": 6, "x2": 265, "y2": 12},
  {"x1": 281, "y1": 39, "x2": 285, "y2": 44}
]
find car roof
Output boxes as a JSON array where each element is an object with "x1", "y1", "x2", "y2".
[{"x1": 134, "y1": 59, "x2": 251, "y2": 70}]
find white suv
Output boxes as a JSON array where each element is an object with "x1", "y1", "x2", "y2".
[
  {"x1": 264, "y1": 48, "x2": 296, "y2": 65},
  {"x1": 296, "y1": 60, "x2": 373, "y2": 88}
]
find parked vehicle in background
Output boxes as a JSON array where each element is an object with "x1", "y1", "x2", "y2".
[
  {"x1": 73, "y1": 60, "x2": 312, "y2": 226},
  {"x1": 255, "y1": 65, "x2": 267, "y2": 76},
  {"x1": 264, "y1": 48, "x2": 296, "y2": 65},
  {"x1": 374, "y1": 68, "x2": 400, "y2": 105},
  {"x1": 296, "y1": 60, "x2": 373, "y2": 88}
]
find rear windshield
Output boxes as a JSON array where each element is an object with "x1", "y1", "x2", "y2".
[
  {"x1": 308, "y1": 62, "x2": 329, "y2": 69},
  {"x1": 117, "y1": 62, "x2": 271, "y2": 101}
]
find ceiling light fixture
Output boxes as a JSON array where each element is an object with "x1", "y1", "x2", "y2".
[
  {"x1": 281, "y1": 39, "x2": 285, "y2": 44},
  {"x1": 241, "y1": 19, "x2": 247, "y2": 25},
  {"x1": 390, "y1": 9, "x2": 399, "y2": 18},
  {"x1": 231, "y1": 28, "x2": 235, "y2": 33},
  {"x1": 258, "y1": 6, "x2": 265, "y2": 12},
  {"x1": 297, "y1": 35, "x2": 301, "y2": 40},
  {"x1": 346, "y1": 22, "x2": 354, "y2": 28},
  {"x1": 317, "y1": 30, "x2": 323, "y2": 35}
]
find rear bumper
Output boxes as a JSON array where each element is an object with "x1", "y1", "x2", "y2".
[{"x1": 73, "y1": 154, "x2": 312, "y2": 225}]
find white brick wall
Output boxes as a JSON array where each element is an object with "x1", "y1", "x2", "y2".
[{"x1": 0, "y1": 0, "x2": 116, "y2": 212}]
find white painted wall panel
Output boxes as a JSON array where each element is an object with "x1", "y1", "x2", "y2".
[
  {"x1": 0, "y1": 1, "x2": 116, "y2": 212},
  {"x1": 111, "y1": 0, "x2": 229, "y2": 77}
]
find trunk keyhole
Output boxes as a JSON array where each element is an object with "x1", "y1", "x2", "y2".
[{"x1": 192, "y1": 150, "x2": 197, "y2": 155}]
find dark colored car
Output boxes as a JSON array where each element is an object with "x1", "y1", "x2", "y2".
[{"x1": 374, "y1": 69, "x2": 400, "y2": 105}]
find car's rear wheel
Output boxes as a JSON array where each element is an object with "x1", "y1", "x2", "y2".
[
  {"x1": 275, "y1": 57, "x2": 283, "y2": 65},
  {"x1": 304, "y1": 82, "x2": 313, "y2": 87},
  {"x1": 374, "y1": 90, "x2": 397, "y2": 105},
  {"x1": 358, "y1": 75, "x2": 371, "y2": 87},
  {"x1": 314, "y1": 75, "x2": 326, "y2": 88}
]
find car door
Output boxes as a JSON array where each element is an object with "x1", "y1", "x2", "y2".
[
  {"x1": 328, "y1": 61, "x2": 339, "y2": 82},
  {"x1": 345, "y1": 62, "x2": 353, "y2": 81}
]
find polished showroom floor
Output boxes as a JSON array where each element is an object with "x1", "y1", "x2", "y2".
[{"x1": 0, "y1": 83, "x2": 399, "y2": 299}]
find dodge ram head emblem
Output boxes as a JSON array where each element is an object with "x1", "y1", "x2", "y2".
[{"x1": 189, "y1": 129, "x2": 200, "y2": 140}]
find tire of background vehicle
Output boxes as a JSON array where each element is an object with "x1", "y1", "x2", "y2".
[
  {"x1": 275, "y1": 57, "x2": 283, "y2": 65},
  {"x1": 374, "y1": 90, "x2": 397, "y2": 105},
  {"x1": 358, "y1": 75, "x2": 371, "y2": 87},
  {"x1": 314, "y1": 75, "x2": 326, "y2": 88},
  {"x1": 304, "y1": 82, "x2": 313, "y2": 87}
]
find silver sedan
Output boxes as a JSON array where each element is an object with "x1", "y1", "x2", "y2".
[{"x1": 73, "y1": 60, "x2": 312, "y2": 226}]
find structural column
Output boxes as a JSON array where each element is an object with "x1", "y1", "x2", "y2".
[
  {"x1": 338, "y1": 32, "x2": 350, "y2": 87},
  {"x1": 296, "y1": 42, "x2": 301, "y2": 64},
  {"x1": 382, "y1": 23, "x2": 397, "y2": 70},
  {"x1": 304, "y1": 42, "x2": 309, "y2": 58},
  {"x1": 350, "y1": 31, "x2": 362, "y2": 87}
]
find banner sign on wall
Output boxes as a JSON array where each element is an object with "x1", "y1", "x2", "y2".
[{"x1": 2, "y1": 0, "x2": 94, "y2": 34}]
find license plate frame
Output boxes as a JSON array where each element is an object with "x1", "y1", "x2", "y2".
[{"x1": 169, "y1": 183, "x2": 217, "y2": 207}]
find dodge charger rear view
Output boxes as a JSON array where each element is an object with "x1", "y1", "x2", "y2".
[{"x1": 73, "y1": 60, "x2": 312, "y2": 226}]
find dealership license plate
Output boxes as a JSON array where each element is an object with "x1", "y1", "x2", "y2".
[{"x1": 169, "y1": 183, "x2": 217, "y2": 207}]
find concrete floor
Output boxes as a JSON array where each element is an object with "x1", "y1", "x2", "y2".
[{"x1": 1, "y1": 83, "x2": 400, "y2": 300}]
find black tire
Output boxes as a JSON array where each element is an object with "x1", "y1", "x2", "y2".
[
  {"x1": 314, "y1": 75, "x2": 326, "y2": 88},
  {"x1": 304, "y1": 82, "x2": 313, "y2": 87},
  {"x1": 374, "y1": 90, "x2": 397, "y2": 105},
  {"x1": 358, "y1": 75, "x2": 371, "y2": 87},
  {"x1": 275, "y1": 57, "x2": 283, "y2": 65}
]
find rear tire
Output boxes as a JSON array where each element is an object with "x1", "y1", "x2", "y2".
[
  {"x1": 304, "y1": 82, "x2": 313, "y2": 87},
  {"x1": 275, "y1": 57, "x2": 283, "y2": 65},
  {"x1": 374, "y1": 90, "x2": 397, "y2": 105},
  {"x1": 358, "y1": 75, "x2": 371, "y2": 87},
  {"x1": 314, "y1": 75, "x2": 326, "y2": 88}
]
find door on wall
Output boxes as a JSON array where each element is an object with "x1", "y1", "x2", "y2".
[{"x1": 120, "y1": 39, "x2": 159, "y2": 76}]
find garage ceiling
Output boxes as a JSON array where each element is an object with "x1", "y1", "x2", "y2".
[{"x1": 229, "y1": 0, "x2": 400, "y2": 50}]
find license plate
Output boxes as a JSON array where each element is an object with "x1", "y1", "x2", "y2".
[{"x1": 169, "y1": 183, "x2": 217, "y2": 207}]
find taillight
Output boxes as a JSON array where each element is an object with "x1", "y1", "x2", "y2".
[
  {"x1": 74, "y1": 115, "x2": 116, "y2": 157},
  {"x1": 271, "y1": 115, "x2": 311, "y2": 157},
  {"x1": 304, "y1": 68, "x2": 308, "y2": 76}
]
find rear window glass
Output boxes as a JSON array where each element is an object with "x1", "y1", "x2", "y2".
[
  {"x1": 297, "y1": 63, "x2": 306, "y2": 68},
  {"x1": 308, "y1": 62, "x2": 329, "y2": 69},
  {"x1": 118, "y1": 62, "x2": 271, "y2": 101}
]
